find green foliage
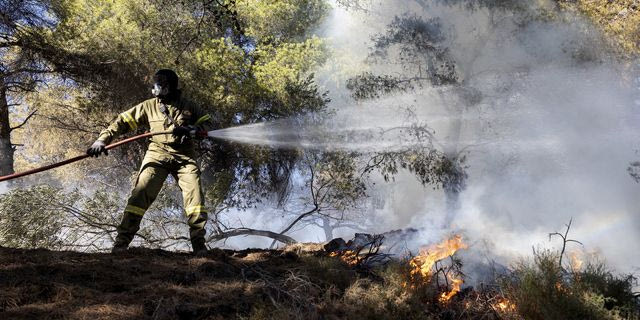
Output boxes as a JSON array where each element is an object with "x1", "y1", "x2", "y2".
[
  {"x1": 6, "y1": 0, "x2": 332, "y2": 212},
  {"x1": 237, "y1": 0, "x2": 329, "y2": 42},
  {"x1": 576, "y1": 262, "x2": 639, "y2": 319},
  {"x1": 0, "y1": 186, "x2": 73, "y2": 249},
  {"x1": 362, "y1": 14, "x2": 459, "y2": 90},
  {"x1": 346, "y1": 72, "x2": 416, "y2": 100},
  {"x1": 310, "y1": 151, "x2": 367, "y2": 211},
  {"x1": 361, "y1": 143, "x2": 466, "y2": 190},
  {"x1": 254, "y1": 37, "x2": 327, "y2": 95},
  {"x1": 557, "y1": 0, "x2": 640, "y2": 57},
  {"x1": 344, "y1": 11, "x2": 469, "y2": 194},
  {"x1": 0, "y1": 184, "x2": 197, "y2": 251}
]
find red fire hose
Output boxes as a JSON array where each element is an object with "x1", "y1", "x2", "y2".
[{"x1": 0, "y1": 131, "x2": 172, "y2": 183}]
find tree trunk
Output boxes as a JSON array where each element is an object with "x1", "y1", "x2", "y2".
[
  {"x1": 321, "y1": 216, "x2": 334, "y2": 241},
  {"x1": 442, "y1": 107, "x2": 463, "y2": 228},
  {"x1": 0, "y1": 78, "x2": 14, "y2": 176},
  {"x1": 443, "y1": 181, "x2": 461, "y2": 227},
  {"x1": 441, "y1": 84, "x2": 478, "y2": 228}
]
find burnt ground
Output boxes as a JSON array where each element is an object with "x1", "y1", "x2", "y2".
[{"x1": 0, "y1": 244, "x2": 354, "y2": 320}]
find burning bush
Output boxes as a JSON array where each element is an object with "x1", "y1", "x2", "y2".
[
  {"x1": 404, "y1": 235, "x2": 468, "y2": 302},
  {"x1": 337, "y1": 234, "x2": 492, "y2": 319},
  {"x1": 333, "y1": 233, "x2": 639, "y2": 320}
]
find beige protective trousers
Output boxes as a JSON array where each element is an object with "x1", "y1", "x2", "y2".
[{"x1": 114, "y1": 148, "x2": 207, "y2": 248}]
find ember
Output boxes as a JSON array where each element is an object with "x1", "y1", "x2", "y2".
[
  {"x1": 329, "y1": 250, "x2": 360, "y2": 266},
  {"x1": 493, "y1": 297, "x2": 517, "y2": 313},
  {"x1": 325, "y1": 233, "x2": 391, "y2": 270}
]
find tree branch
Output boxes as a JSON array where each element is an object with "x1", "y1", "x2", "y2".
[
  {"x1": 208, "y1": 228, "x2": 297, "y2": 244},
  {"x1": 549, "y1": 218, "x2": 583, "y2": 268},
  {"x1": 9, "y1": 109, "x2": 37, "y2": 132}
]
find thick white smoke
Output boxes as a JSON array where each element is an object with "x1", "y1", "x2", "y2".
[
  {"x1": 214, "y1": 1, "x2": 640, "y2": 284},
  {"x1": 308, "y1": 0, "x2": 640, "y2": 278}
]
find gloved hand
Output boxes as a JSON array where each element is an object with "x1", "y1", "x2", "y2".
[
  {"x1": 173, "y1": 126, "x2": 208, "y2": 140},
  {"x1": 87, "y1": 140, "x2": 108, "y2": 157},
  {"x1": 173, "y1": 126, "x2": 192, "y2": 144},
  {"x1": 172, "y1": 126, "x2": 192, "y2": 138},
  {"x1": 193, "y1": 129, "x2": 208, "y2": 139}
]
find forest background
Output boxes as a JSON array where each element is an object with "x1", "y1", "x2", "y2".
[{"x1": 1, "y1": 0, "x2": 639, "y2": 271}]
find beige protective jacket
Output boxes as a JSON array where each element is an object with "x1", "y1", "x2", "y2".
[{"x1": 98, "y1": 96, "x2": 212, "y2": 155}]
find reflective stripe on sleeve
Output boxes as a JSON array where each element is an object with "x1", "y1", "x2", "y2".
[
  {"x1": 120, "y1": 112, "x2": 138, "y2": 130},
  {"x1": 125, "y1": 204, "x2": 146, "y2": 216},
  {"x1": 194, "y1": 114, "x2": 211, "y2": 126},
  {"x1": 185, "y1": 205, "x2": 207, "y2": 216}
]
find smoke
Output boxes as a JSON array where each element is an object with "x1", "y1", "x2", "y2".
[
  {"x1": 300, "y1": 0, "x2": 640, "y2": 278},
  {"x1": 202, "y1": 0, "x2": 640, "y2": 282}
]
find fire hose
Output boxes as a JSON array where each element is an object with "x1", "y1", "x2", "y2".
[{"x1": 0, "y1": 130, "x2": 174, "y2": 183}]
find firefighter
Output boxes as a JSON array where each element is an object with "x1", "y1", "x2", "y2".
[{"x1": 87, "y1": 69, "x2": 212, "y2": 255}]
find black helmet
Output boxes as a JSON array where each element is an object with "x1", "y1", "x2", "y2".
[{"x1": 152, "y1": 69, "x2": 179, "y2": 99}]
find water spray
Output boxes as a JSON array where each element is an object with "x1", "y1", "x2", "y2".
[
  {"x1": 0, "y1": 123, "x2": 321, "y2": 183},
  {"x1": 0, "y1": 119, "x2": 384, "y2": 182}
]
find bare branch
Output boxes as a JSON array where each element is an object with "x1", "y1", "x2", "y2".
[
  {"x1": 549, "y1": 218, "x2": 583, "y2": 268},
  {"x1": 278, "y1": 206, "x2": 320, "y2": 237},
  {"x1": 208, "y1": 228, "x2": 297, "y2": 244},
  {"x1": 9, "y1": 108, "x2": 37, "y2": 132}
]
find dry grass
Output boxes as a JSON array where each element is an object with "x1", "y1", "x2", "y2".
[{"x1": 0, "y1": 245, "x2": 638, "y2": 320}]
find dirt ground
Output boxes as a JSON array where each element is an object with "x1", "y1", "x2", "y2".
[
  {"x1": 0, "y1": 244, "x2": 337, "y2": 320},
  {"x1": 3, "y1": 244, "x2": 636, "y2": 320}
]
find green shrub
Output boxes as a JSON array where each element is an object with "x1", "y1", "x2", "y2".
[
  {"x1": 502, "y1": 248, "x2": 639, "y2": 320},
  {"x1": 0, "y1": 185, "x2": 73, "y2": 249}
]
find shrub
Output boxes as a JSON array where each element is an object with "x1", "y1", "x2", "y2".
[
  {"x1": 0, "y1": 185, "x2": 72, "y2": 249},
  {"x1": 501, "y1": 248, "x2": 639, "y2": 320}
]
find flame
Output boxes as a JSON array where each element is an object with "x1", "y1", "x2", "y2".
[
  {"x1": 330, "y1": 250, "x2": 359, "y2": 266},
  {"x1": 439, "y1": 276, "x2": 463, "y2": 303},
  {"x1": 408, "y1": 235, "x2": 468, "y2": 281},
  {"x1": 569, "y1": 251, "x2": 583, "y2": 271},
  {"x1": 493, "y1": 297, "x2": 516, "y2": 313},
  {"x1": 405, "y1": 235, "x2": 468, "y2": 302}
]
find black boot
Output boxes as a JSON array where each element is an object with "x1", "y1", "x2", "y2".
[
  {"x1": 111, "y1": 239, "x2": 129, "y2": 254},
  {"x1": 191, "y1": 237, "x2": 208, "y2": 256},
  {"x1": 111, "y1": 212, "x2": 142, "y2": 253}
]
